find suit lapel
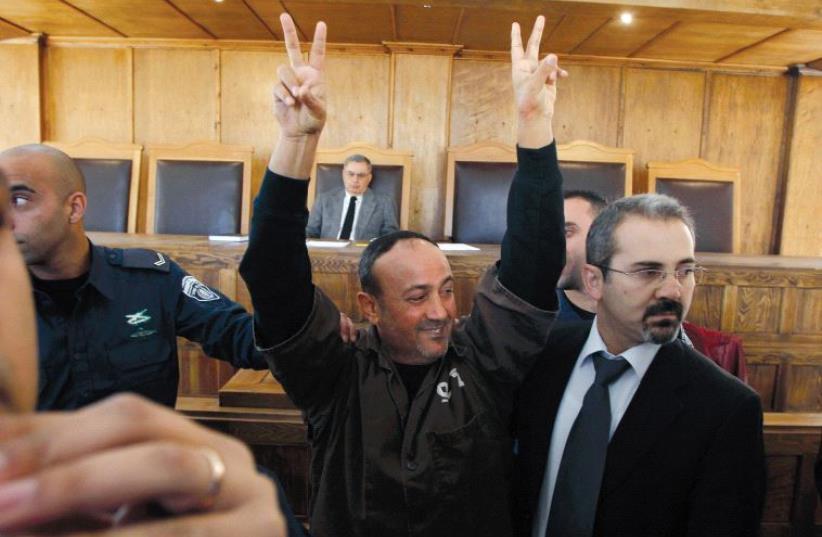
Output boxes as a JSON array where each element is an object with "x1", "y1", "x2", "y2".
[
  {"x1": 519, "y1": 323, "x2": 591, "y2": 506},
  {"x1": 355, "y1": 190, "x2": 376, "y2": 238},
  {"x1": 326, "y1": 190, "x2": 345, "y2": 238},
  {"x1": 600, "y1": 341, "x2": 689, "y2": 496}
]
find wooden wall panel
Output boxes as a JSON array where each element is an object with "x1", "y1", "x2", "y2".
[
  {"x1": 0, "y1": 41, "x2": 40, "y2": 149},
  {"x1": 392, "y1": 54, "x2": 452, "y2": 237},
  {"x1": 43, "y1": 46, "x2": 132, "y2": 142},
  {"x1": 322, "y1": 53, "x2": 390, "y2": 149},
  {"x1": 781, "y1": 75, "x2": 822, "y2": 256},
  {"x1": 703, "y1": 73, "x2": 788, "y2": 255},
  {"x1": 735, "y1": 287, "x2": 782, "y2": 333},
  {"x1": 622, "y1": 68, "x2": 705, "y2": 191},
  {"x1": 133, "y1": 48, "x2": 219, "y2": 144},
  {"x1": 795, "y1": 289, "x2": 822, "y2": 335},
  {"x1": 552, "y1": 64, "x2": 621, "y2": 146},
  {"x1": 449, "y1": 60, "x2": 515, "y2": 147},
  {"x1": 688, "y1": 284, "x2": 723, "y2": 327},
  {"x1": 220, "y1": 49, "x2": 285, "y2": 199}
]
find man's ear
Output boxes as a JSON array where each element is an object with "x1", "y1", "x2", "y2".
[
  {"x1": 66, "y1": 192, "x2": 87, "y2": 224},
  {"x1": 357, "y1": 291, "x2": 379, "y2": 324},
  {"x1": 582, "y1": 263, "x2": 604, "y2": 301}
]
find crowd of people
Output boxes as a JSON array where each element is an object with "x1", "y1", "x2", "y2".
[{"x1": 0, "y1": 11, "x2": 782, "y2": 537}]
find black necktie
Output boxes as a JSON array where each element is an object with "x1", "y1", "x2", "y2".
[
  {"x1": 339, "y1": 196, "x2": 357, "y2": 240},
  {"x1": 546, "y1": 352, "x2": 630, "y2": 537}
]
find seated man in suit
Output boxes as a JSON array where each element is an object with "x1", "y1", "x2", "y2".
[
  {"x1": 305, "y1": 154, "x2": 399, "y2": 240},
  {"x1": 515, "y1": 193, "x2": 766, "y2": 537},
  {"x1": 0, "y1": 144, "x2": 269, "y2": 411},
  {"x1": 0, "y1": 169, "x2": 288, "y2": 535},
  {"x1": 556, "y1": 190, "x2": 606, "y2": 322}
]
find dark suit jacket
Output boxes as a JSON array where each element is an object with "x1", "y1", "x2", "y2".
[
  {"x1": 305, "y1": 187, "x2": 399, "y2": 240},
  {"x1": 514, "y1": 321, "x2": 766, "y2": 537}
]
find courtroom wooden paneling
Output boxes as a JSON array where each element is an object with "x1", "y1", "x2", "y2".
[
  {"x1": 321, "y1": 53, "x2": 391, "y2": 149},
  {"x1": 702, "y1": 73, "x2": 788, "y2": 255},
  {"x1": 220, "y1": 49, "x2": 285, "y2": 200},
  {"x1": 43, "y1": 45, "x2": 132, "y2": 143},
  {"x1": 133, "y1": 47, "x2": 220, "y2": 145},
  {"x1": 621, "y1": 68, "x2": 705, "y2": 192},
  {"x1": 780, "y1": 75, "x2": 822, "y2": 257},
  {"x1": 552, "y1": 64, "x2": 622, "y2": 146},
  {"x1": 391, "y1": 52, "x2": 453, "y2": 238},
  {"x1": 0, "y1": 39, "x2": 40, "y2": 150},
  {"x1": 449, "y1": 60, "x2": 515, "y2": 147}
]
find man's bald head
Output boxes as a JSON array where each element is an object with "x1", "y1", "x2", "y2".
[{"x1": 0, "y1": 144, "x2": 85, "y2": 198}]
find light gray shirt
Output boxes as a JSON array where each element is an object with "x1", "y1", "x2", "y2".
[{"x1": 533, "y1": 320, "x2": 660, "y2": 537}]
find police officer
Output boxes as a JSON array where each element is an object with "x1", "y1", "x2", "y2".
[{"x1": 0, "y1": 143, "x2": 268, "y2": 410}]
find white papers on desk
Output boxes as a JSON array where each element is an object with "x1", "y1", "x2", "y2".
[
  {"x1": 437, "y1": 243, "x2": 480, "y2": 251},
  {"x1": 208, "y1": 235, "x2": 249, "y2": 242},
  {"x1": 307, "y1": 240, "x2": 350, "y2": 248}
]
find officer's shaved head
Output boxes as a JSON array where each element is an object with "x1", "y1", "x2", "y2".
[{"x1": 0, "y1": 144, "x2": 85, "y2": 198}]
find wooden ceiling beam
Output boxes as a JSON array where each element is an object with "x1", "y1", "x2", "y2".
[
  {"x1": 164, "y1": 0, "x2": 216, "y2": 39},
  {"x1": 715, "y1": 28, "x2": 793, "y2": 63},
  {"x1": 60, "y1": 0, "x2": 126, "y2": 37}
]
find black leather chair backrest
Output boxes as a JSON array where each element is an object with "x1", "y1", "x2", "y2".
[
  {"x1": 452, "y1": 160, "x2": 627, "y2": 243},
  {"x1": 655, "y1": 179, "x2": 734, "y2": 253},
  {"x1": 153, "y1": 160, "x2": 243, "y2": 235},
  {"x1": 316, "y1": 164, "x2": 404, "y2": 215},
  {"x1": 75, "y1": 158, "x2": 133, "y2": 232}
]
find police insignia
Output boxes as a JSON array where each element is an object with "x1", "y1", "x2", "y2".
[{"x1": 182, "y1": 276, "x2": 220, "y2": 302}]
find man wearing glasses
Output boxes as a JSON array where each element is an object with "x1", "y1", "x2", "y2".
[
  {"x1": 514, "y1": 194, "x2": 766, "y2": 537},
  {"x1": 305, "y1": 154, "x2": 399, "y2": 241}
]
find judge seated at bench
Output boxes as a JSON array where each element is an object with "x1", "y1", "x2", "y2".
[{"x1": 306, "y1": 154, "x2": 399, "y2": 240}]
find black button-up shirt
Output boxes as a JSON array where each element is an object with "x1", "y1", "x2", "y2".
[{"x1": 35, "y1": 242, "x2": 266, "y2": 410}]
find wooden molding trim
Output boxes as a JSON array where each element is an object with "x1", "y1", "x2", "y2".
[
  {"x1": 383, "y1": 41, "x2": 462, "y2": 56},
  {"x1": 457, "y1": 49, "x2": 788, "y2": 75}
]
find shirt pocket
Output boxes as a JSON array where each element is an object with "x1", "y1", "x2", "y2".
[
  {"x1": 106, "y1": 336, "x2": 173, "y2": 388},
  {"x1": 429, "y1": 410, "x2": 511, "y2": 509}
]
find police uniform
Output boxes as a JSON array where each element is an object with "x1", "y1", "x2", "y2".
[{"x1": 35, "y1": 243, "x2": 266, "y2": 411}]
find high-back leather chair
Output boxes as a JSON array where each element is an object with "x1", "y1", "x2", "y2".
[
  {"x1": 309, "y1": 142, "x2": 413, "y2": 230},
  {"x1": 444, "y1": 140, "x2": 634, "y2": 243},
  {"x1": 145, "y1": 142, "x2": 253, "y2": 235},
  {"x1": 45, "y1": 139, "x2": 141, "y2": 233},
  {"x1": 647, "y1": 159, "x2": 741, "y2": 253}
]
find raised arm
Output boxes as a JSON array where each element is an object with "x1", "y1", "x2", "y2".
[
  {"x1": 239, "y1": 14, "x2": 327, "y2": 347},
  {"x1": 498, "y1": 16, "x2": 567, "y2": 310}
]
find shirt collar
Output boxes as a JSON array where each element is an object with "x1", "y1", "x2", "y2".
[
  {"x1": 578, "y1": 317, "x2": 659, "y2": 381},
  {"x1": 85, "y1": 241, "x2": 116, "y2": 301}
]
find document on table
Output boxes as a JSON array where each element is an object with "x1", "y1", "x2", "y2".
[
  {"x1": 208, "y1": 235, "x2": 249, "y2": 242},
  {"x1": 437, "y1": 243, "x2": 480, "y2": 251},
  {"x1": 307, "y1": 240, "x2": 350, "y2": 248}
]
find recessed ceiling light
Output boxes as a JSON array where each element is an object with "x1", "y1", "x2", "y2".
[
  {"x1": 214, "y1": 0, "x2": 224, "y2": 3},
  {"x1": 620, "y1": 12, "x2": 633, "y2": 24},
  {"x1": 423, "y1": 4, "x2": 432, "y2": 8}
]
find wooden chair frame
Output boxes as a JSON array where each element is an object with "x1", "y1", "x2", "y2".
[
  {"x1": 144, "y1": 141, "x2": 253, "y2": 235},
  {"x1": 308, "y1": 142, "x2": 413, "y2": 229},
  {"x1": 444, "y1": 140, "x2": 634, "y2": 238},
  {"x1": 647, "y1": 158, "x2": 741, "y2": 254},
  {"x1": 45, "y1": 138, "x2": 142, "y2": 233}
]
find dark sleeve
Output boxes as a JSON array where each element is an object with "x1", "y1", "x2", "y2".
[
  {"x1": 382, "y1": 196, "x2": 400, "y2": 235},
  {"x1": 498, "y1": 142, "x2": 564, "y2": 311},
  {"x1": 239, "y1": 169, "x2": 314, "y2": 348},
  {"x1": 170, "y1": 261, "x2": 267, "y2": 370},
  {"x1": 686, "y1": 391, "x2": 766, "y2": 536}
]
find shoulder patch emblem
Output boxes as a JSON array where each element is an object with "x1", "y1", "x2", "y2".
[
  {"x1": 182, "y1": 276, "x2": 220, "y2": 302},
  {"x1": 153, "y1": 253, "x2": 166, "y2": 266}
]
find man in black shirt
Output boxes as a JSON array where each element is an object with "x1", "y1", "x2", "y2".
[
  {"x1": 240, "y1": 13, "x2": 567, "y2": 537},
  {"x1": 0, "y1": 144, "x2": 268, "y2": 410}
]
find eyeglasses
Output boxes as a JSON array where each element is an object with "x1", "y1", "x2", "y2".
[{"x1": 593, "y1": 264, "x2": 704, "y2": 286}]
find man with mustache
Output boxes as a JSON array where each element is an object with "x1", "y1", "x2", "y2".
[
  {"x1": 240, "y1": 13, "x2": 566, "y2": 537},
  {"x1": 514, "y1": 194, "x2": 766, "y2": 537}
]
